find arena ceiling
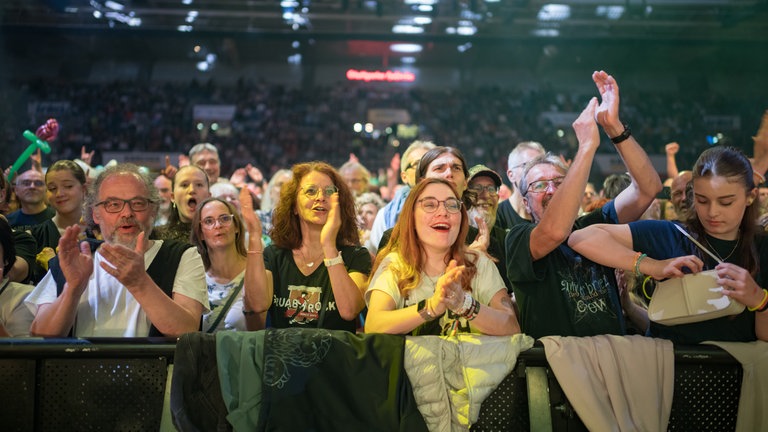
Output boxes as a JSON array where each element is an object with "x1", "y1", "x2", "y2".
[{"x1": 2, "y1": 0, "x2": 767, "y2": 70}]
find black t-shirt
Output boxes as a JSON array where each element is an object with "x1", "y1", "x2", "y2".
[
  {"x1": 506, "y1": 202, "x2": 625, "y2": 338},
  {"x1": 265, "y1": 245, "x2": 372, "y2": 332},
  {"x1": 6, "y1": 207, "x2": 55, "y2": 232},
  {"x1": 495, "y1": 199, "x2": 528, "y2": 232}
]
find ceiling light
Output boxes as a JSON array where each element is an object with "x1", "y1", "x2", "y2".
[
  {"x1": 538, "y1": 4, "x2": 571, "y2": 21},
  {"x1": 178, "y1": 25, "x2": 193, "y2": 32},
  {"x1": 181, "y1": 0, "x2": 193, "y2": 4},
  {"x1": 401, "y1": 57, "x2": 416, "y2": 64},
  {"x1": 412, "y1": 16, "x2": 432, "y2": 25},
  {"x1": 596, "y1": 6, "x2": 624, "y2": 20},
  {"x1": 390, "y1": 43, "x2": 423, "y2": 53},
  {"x1": 196, "y1": 61, "x2": 209, "y2": 71},
  {"x1": 532, "y1": 28, "x2": 559, "y2": 37},
  {"x1": 392, "y1": 24, "x2": 424, "y2": 34},
  {"x1": 105, "y1": 1, "x2": 124, "y2": 11}
]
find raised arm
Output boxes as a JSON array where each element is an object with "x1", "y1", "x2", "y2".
[
  {"x1": 321, "y1": 192, "x2": 367, "y2": 321},
  {"x1": 592, "y1": 71, "x2": 662, "y2": 223},
  {"x1": 239, "y1": 186, "x2": 274, "y2": 322},
  {"x1": 98, "y1": 233, "x2": 203, "y2": 336},
  {"x1": 529, "y1": 97, "x2": 600, "y2": 260},
  {"x1": 665, "y1": 142, "x2": 680, "y2": 180},
  {"x1": 31, "y1": 226, "x2": 94, "y2": 336}
]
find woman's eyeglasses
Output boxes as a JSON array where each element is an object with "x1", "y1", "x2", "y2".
[
  {"x1": 417, "y1": 197, "x2": 462, "y2": 214},
  {"x1": 301, "y1": 185, "x2": 338, "y2": 199},
  {"x1": 201, "y1": 214, "x2": 234, "y2": 229}
]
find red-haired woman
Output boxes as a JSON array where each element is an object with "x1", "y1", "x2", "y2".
[
  {"x1": 240, "y1": 161, "x2": 371, "y2": 332},
  {"x1": 364, "y1": 178, "x2": 520, "y2": 336}
]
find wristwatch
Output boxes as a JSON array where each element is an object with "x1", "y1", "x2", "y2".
[
  {"x1": 417, "y1": 299, "x2": 436, "y2": 322},
  {"x1": 323, "y1": 252, "x2": 344, "y2": 267}
]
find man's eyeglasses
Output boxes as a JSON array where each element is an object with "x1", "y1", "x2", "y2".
[
  {"x1": 95, "y1": 197, "x2": 154, "y2": 213},
  {"x1": 469, "y1": 185, "x2": 499, "y2": 195},
  {"x1": 17, "y1": 180, "x2": 44, "y2": 188},
  {"x1": 417, "y1": 197, "x2": 462, "y2": 214},
  {"x1": 201, "y1": 214, "x2": 234, "y2": 229},
  {"x1": 526, "y1": 177, "x2": 565, "y2": 194},
  {"x1": 301, "y1": 185, "x2": 338, "y2": 199}
]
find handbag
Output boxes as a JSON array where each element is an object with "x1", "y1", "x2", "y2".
[
  {"x1": 647, "y1": 269, "x2": 745, "y2": 325},
  {"x1": 647, "y1": 225, "x2": 745, "y2": 325}
]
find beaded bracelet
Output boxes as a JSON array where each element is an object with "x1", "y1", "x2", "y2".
[{"x1": 634, "y1": 253, "x2": 648, "y2": 278}]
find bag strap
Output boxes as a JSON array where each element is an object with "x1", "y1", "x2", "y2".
[
  {"x1": 0, "y1": 278, "x2": 11, "y2": 298},
  {"x1": 206, "y1": 277, "x2": 245, "y2": 333}
]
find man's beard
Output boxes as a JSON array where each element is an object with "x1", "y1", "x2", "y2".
[
  {"x1": 469, "y1": 203, "x2": 497, "y2": 229},
  {"x1": 107, "y1": 218, "x2": 153, "y2": 250}
]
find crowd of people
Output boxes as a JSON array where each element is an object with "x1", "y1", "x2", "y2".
[
  {"x1": 0, "y1": 71, "x2": 767, "y2": 349},
  {"x1": 3, "y1": 76, "x2": 766, "y2": 182}
]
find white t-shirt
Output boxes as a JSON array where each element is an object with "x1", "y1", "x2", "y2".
[
  {"x1": 25, "y1": 240, "x2": 208, "y2": 337},
  {"x1": 365, "y1": 252, "x2": 505, "y2": 334},
  {"x1": 202, "y1": 270, "x2": 247, "y2": 333},
  {"x1": 0, "y1": 278, "x2": 35, "y2": 337}
]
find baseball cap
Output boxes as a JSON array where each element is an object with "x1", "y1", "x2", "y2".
[{"x1": 468, "y1": 164, "x2": 502, "y2": 187}]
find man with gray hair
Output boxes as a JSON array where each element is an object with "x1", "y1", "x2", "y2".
[
  {"x1": 26, "y1": 163, "x2": 208, "y2": 337},
  {"x1": 505, "y1": 71, "x2": 662, "y2": 339},
  {"x1": 189, "y1": 142, "x2": 229, "y2": 184},
  {"x1": 496, "y1": 141, "x2": 546, "y2": 230}
]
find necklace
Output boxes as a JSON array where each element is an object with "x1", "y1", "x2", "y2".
[
  {"x1": 704, "y1": 234, "x2": 740, "y2": 263},
  {"x1": 295, "y1": 248, "x2": 323, "y2": 268}
]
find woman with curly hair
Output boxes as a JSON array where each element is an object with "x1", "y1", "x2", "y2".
[
  {"x1": 364, "y1": 178, "x2": 519, "y2": 336},
  {"x1": 240, "y1": 161, "x2": 371, "y2": 331}
]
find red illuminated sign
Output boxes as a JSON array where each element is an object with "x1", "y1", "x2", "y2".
[{"x1": 346, "y1": 69, "x2": 416, "y2": 82}]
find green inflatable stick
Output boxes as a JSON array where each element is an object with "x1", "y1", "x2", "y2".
[{"x1": 8, "y1": 130, "x2": 52, "y2": 180}]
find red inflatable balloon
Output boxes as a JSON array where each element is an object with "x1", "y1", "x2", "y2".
[{"x1": 35, "y1": 118, "x2": 59, "y2": 142}]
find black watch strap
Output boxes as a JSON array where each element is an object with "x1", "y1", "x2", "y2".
[{"x1": 610, "y1": 124, "x2": 632, "y2": 144}]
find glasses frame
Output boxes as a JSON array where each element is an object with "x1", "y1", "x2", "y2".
[
  {"x1": 417, "y1": 197, "x2": 463, "y2": 214},
  {"x1": 526, "y1": 177, "x2": 565, "y2": 195},
  {"x1": 201, "y1": 213, "x2": 235, "y2": 229},
  {"x1": 469, "y1": 185, "x2": 499, "y2": 195},
  {"x1": 17, "y1": 180, "x2": 45, "y2": 188},
  {"x1": 95, "y1": 197, "x2": 155, "y2": 213},
  {"x1": 301, "y1": 185, "x2": 338, "y2": 199}
]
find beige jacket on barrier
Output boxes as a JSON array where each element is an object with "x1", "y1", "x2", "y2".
[
  {"x1": 704, "y1": 340, "x2": 768, "y2": 432},
  {"x1": 404, "y1": 334, "x2": 535, "y2": 432},
  {"x1": 540, "y1": 335, "x2": 675, "y2": 432}
]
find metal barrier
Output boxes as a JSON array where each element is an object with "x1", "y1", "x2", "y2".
[{"x1": 0, "y1": 338, "x2": 742, "y2": 432}]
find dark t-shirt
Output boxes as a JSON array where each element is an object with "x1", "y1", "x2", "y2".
[
  {"x1": 495, "y1": 199, "x2": 528, "y2": 231},
  {"x1": 506, "y1": 202, "x2": 625, "y2": 339},
  {"x1": 630, "y1": 220, "x2": 766, "y2": 344},
  {"x1": 6, "y1": 207, "x2": 55, "y2": 232},
  {"x1": 11, "y1": 229, "x2": 38, "y2": 284},
  {"x1": 265, "y1": 245, "x2": 372, "y2": 332}
]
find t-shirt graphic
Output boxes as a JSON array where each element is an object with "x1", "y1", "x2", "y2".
[
  {"x1": 559, "y1": 255, "x2": 618, "y2": 328},
  {"x1": 285, "y1": 285, "x2": 323, "y2": 325}
]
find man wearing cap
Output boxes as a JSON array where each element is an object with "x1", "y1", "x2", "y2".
[{"x1": 467, "y1": 164, "x2": 511, "y2": 293}]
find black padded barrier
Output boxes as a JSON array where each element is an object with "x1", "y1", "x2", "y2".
[{"x1": 0, "y1": 337, "x2": 746, "y2": 432}]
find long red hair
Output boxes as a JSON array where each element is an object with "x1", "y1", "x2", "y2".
[{"x1": 368, "y1": 178, "x2": 477, "y2": 299}]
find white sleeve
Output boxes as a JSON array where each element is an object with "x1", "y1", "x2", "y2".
[
  {"x1": 172, "y1": 247, "x2": 210, "y2": 313},
  {"x1": 471, "y1": 254, "x2": 507, "y2": 305},
  {"x1": 364, "y1": 255, "x2": 404, "y2": 308},
  {"x1": 24, "y1": 271, "x2": 59, "y2": 315}
]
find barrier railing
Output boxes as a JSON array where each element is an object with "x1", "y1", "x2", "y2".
[{"x1": 0, "y1": 337, "x2": 742, "y2": 432}]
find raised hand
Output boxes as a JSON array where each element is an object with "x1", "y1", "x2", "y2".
[
  {"x1": 245, "y1": 164, "x2": 264, "y2": 184},
  {"x1": 320, "y1": 192, "x2": 342, "y2": 248},
  {"x1": 80, "y1": 146, "x2": 95, "y2": 166},
  {"x1": 468, "y1": 215, "x2": 490, "y2": 253},
  {"x1": 57, "y1": 225, "x2": 94, "y2": 295},
  {"x1": 239, "y1": 186, "x2": 262, "y2": 237},
  {"x1": 97, "y1": 231, "x2": 150, "y2": 291},
  {"x1": 160, "y1": 155, "x2": 178, "y2": 179},
  {"x1": 592, "y1": 70, "x2": 623, "y2": 135},
  {"x1": 572, "y1": 97, "x2": 600, "y2": 152},
  {"x1": 178, "y1": 154, "x2": 190, "y2": 168},
  {"x1": 431, "y1": 260, "x2": 466, "y2": 315},
  {"x1": 229, "y1": 168, "x2": 247, "y2": 187},
  {"x1": 665, "y1": 142, "x2": 680, "y2": 156}
]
